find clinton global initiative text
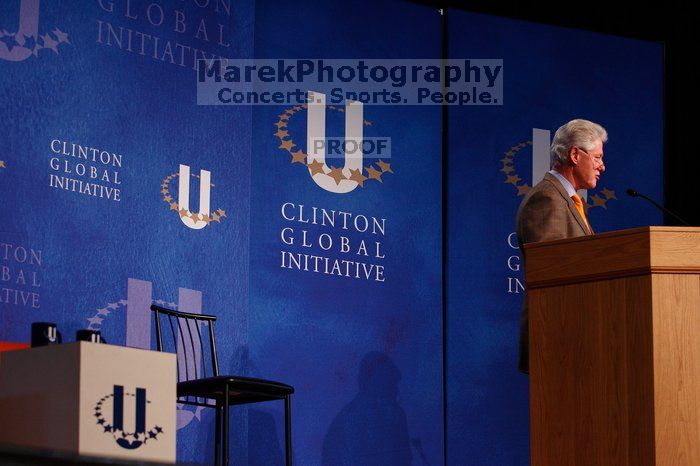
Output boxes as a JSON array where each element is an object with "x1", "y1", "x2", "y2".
[{"x1": 279, "y1": 202, "x2": 387, "y2": 282}]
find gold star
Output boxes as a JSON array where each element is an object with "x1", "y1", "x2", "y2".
[
  {"x1": 217, "y1": 208, "x2": 227, "y2": 218},
  {"x1": 602, "y1": 188, "x2": 617, "y2": 200},
  {"x1": 328, "y1": 105, "x2": 336, "y2": 110},
  {"x1": 505, "y1": 150, "x2": 515, "y2": 156},
  {"x1": 591, "y1": 193, "x2": 607, "y2": 209},
  {"x1": 517, "y1": 184, "x2": 530, "y2": 196},
  {"x1": 274, "y1": 129, "x2": 289, "y2": 138},
  {"x1": 501, "y1": 165, "x2": 514, "y2": 174},
  {"x1": 279, "y1": 114, "x2": 290, "y2": 121},
  {"x1": 160, "y1": 188, "x2": 168, "y2": 195},
  {"x1": 0, "y1": 160, "x2": 5, "y2": 168},
  {"x1": 290, "y1": 150, "x2": 307, "y2": 164},
  {"x1": 349, "y1": 169, "x2": 367, "y2": 187},
  {"x1": 169, "y1": 202, "x2": 179, "y2": 211},
  {"x1": 364, "y1": 120, "x2": 372, "y2": 126},
  {"x1": 338, "y1": 108, "x2": 345, "y2": 113},
  {"x1": 275, "y1": 120, "x2": 287, "y2": 129},
  {"x1": 211, "y1": 212, "x2": 221, "y2": 223},
  {"x1": 279, "y1": 139, "x2": 294, "y2": 152},
  {"x1": 366, "y1": 165, "x2": 383, "y2": 182},
  {"x1": 293, "y1": 105, "x2": 302, "y2": 111},
  {"x1": 189, "y1": 212, "x2": 200, "y2": 221},
  {"x1": 500, "y1": 157, "x2": 512, "y2": 164},
  {"x1": 307, "y1": 159, "x2": 325, "y2": 176},
  {"x1": 179, "y1": 208, "x2": 188, "y2": 218},
  {"x1": 285, "y1": 109, "x2": 294, "y2": 115},
  {"x1": 327, "y1": 166, "x2": 346, "y2": 185},
  {"x1": 202, "y1": 214, "x2": 211, "y2": 225},
  {"x1": 505, "y1": 174, "x2": 521, "y2": 185},
  {"x1": 164, "y1": 195, "x2": 172, "y2": 202},
  {"x1": 376, "y1": 160, "x2": 393, "y2": 173},
  {"x1": 526, "y1": 141, "x2": 533, "y2": 145},
  {"x1": 510, "y1": 146, "x2": 519, "y2": 151}
]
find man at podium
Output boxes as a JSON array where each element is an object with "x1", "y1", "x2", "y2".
[{"x1": 515, "y1": 119, "x2": 608, "y2": 373}]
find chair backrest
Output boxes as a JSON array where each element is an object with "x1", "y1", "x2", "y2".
[{"x1": 150, "y1": 304, "x2": 220, "y2": 381}]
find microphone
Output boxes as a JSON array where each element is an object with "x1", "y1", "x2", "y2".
[{"x1": 626, "y1": 188, "x2": 691, "y2": 226}]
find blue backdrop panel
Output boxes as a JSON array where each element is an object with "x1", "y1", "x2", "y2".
[
  {"x1": 1, "y1": 1, "x2": 253, "y2": 462},
  {"x1": 446, "y1": 10, "x2": 663, "y2": 466},
  {"x1": 249, "y1": 1, "x2": 443, "y2": 465}
]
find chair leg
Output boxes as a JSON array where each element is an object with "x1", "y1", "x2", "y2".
[
  {"x1": 223, "y1": 384, "x2": 230, "y2": 466},
  {"x1": 215, "y1": 401, "x2": 222, "y2": 466},
  {"x1": 285, "y1": 395, "x2": 292, "y2": 466}
]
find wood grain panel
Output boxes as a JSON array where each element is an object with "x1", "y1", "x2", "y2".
[
  {"x1": 529, "y1": 275, "x2": 656, "y2": 466},
  {"x1": 525, "y1": 227, "x2": 700, "y2": 288},
  {"x1": 528, "y1": 229, "x2": 700, "y2": 465},
  {"x1": 650, "y1": 229, "x2": 700, "y2": 271},
  {"x1": 651, "y1": 273, "x2": 700, "y2": 466}
]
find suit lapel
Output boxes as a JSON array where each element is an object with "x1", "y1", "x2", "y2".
[{"x1": 543, "y1": 173, "x2": 592, "y2": 235}]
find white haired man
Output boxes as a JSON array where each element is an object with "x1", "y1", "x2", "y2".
[{"x1": 516, "y1": 119, "x2": 607, "y2": 374}]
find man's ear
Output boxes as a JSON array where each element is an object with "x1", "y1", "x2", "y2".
[{"x1": 568, "y1": 147, "x2": 579, "y2": 166}]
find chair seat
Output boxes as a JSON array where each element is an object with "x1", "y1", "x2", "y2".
[{"x1": 178, "y1": 375, "x2": 294, "y2": 405}]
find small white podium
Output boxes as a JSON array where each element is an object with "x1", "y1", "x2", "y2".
[{"x1": 0, "y1": 342, "x2": 176, "y2": 463}]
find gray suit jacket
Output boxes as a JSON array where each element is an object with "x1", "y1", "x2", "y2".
[{"x1": 515, "y1": 172, "x2": 593, "y2": 373}]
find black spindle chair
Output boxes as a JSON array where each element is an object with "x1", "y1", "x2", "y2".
[{"x1": 150, "y1": 305, "x2": 294, "y2": 466}]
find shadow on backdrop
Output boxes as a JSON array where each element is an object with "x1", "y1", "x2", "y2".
[{"x1": 322, "y1": 351, "x2": 412, "y2": 465}]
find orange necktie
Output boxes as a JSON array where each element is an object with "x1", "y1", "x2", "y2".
[{"x1": 571, "y1": 194, "x2": 592, "y2": 233}]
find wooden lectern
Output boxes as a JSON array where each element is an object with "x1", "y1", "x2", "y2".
[{"x1": 525, "y1": 227, "x2": 700, "y2": 466}]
